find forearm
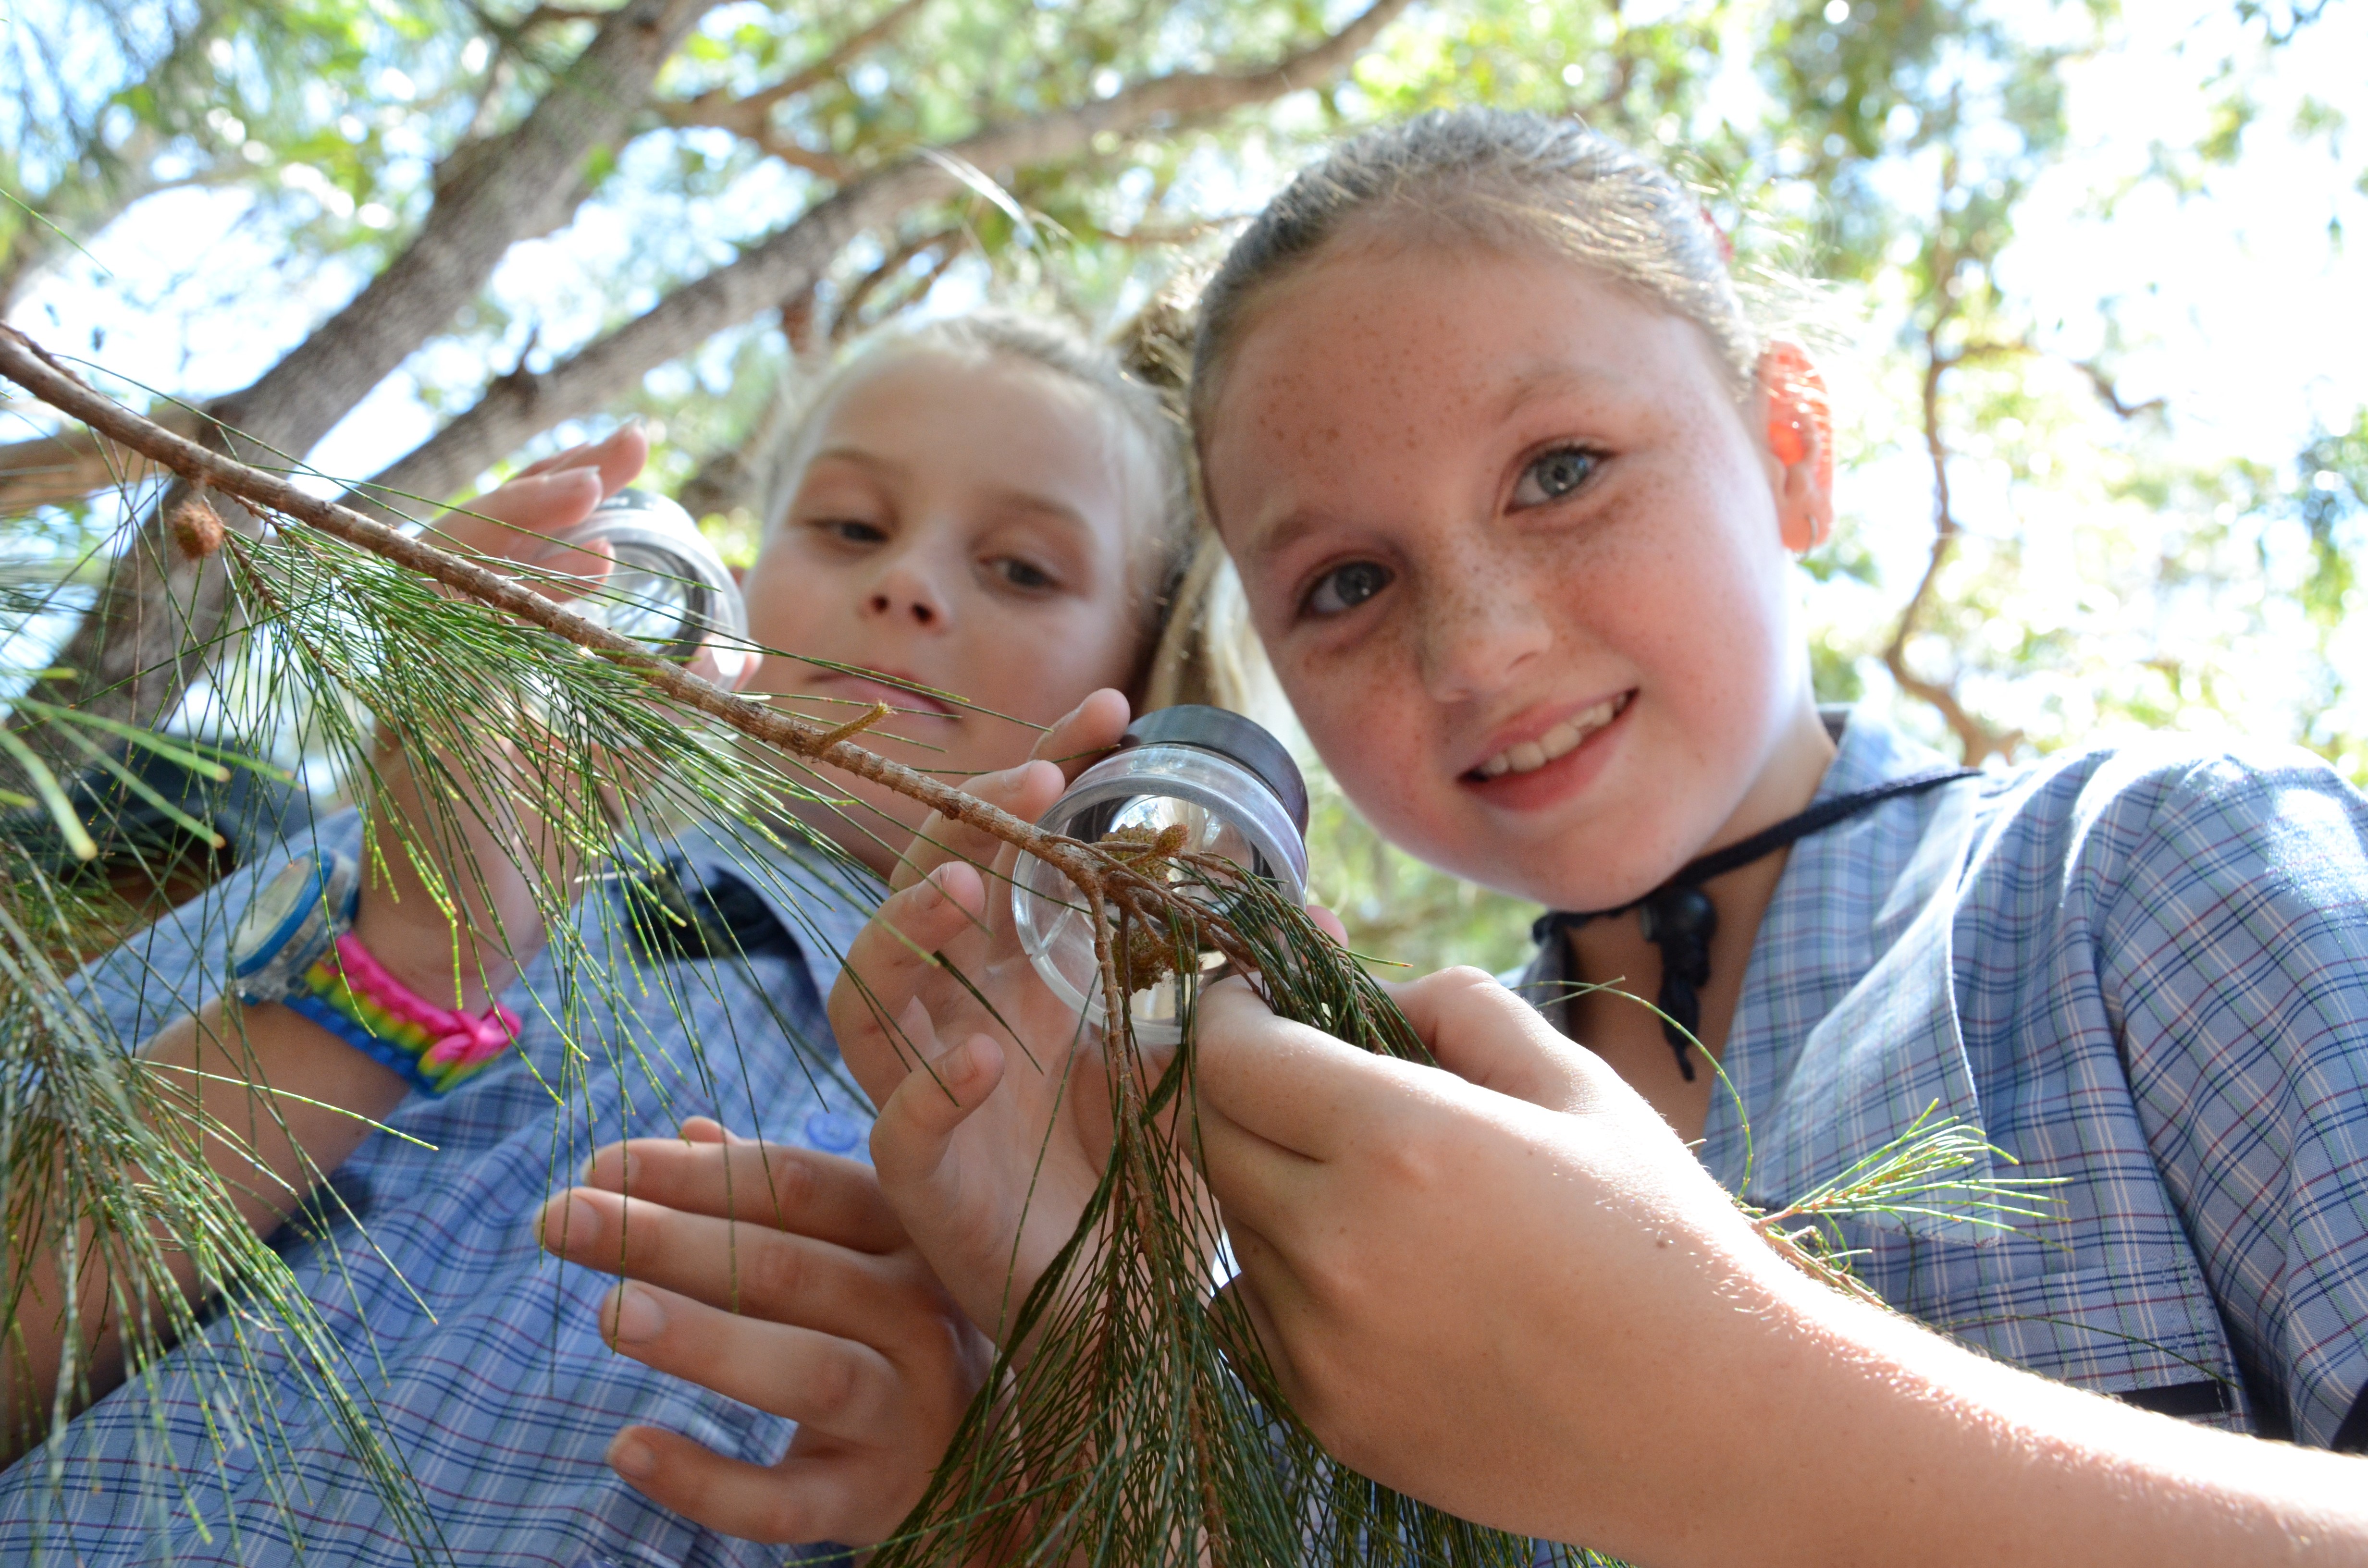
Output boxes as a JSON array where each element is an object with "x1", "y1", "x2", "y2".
[
  {"x1": 0, "y1": 996, "x2": 407, "y2": 1449},
  {"x1": 1629, "y1": 1274, "x2": 2368, "y2": 1568}
]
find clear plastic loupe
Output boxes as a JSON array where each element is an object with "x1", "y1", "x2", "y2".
[
  {"x1": 1011, "y1": 706, "x2": 1309, "y2": 1046},
  {"x1": 574, "y1": 489, "x2": 751, "y2": 682}
]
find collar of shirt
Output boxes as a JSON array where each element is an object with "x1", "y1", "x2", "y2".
[
  {"x1": 661, "y1": 819, "x2": 884, "y2": 999},
  {"x1": 1701, "y1": 707, "x2": 1989, "y2": 1207}
]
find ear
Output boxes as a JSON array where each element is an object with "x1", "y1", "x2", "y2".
[{"x1": 1754, "y1": 342, "x2": 1834, "y2": 554}]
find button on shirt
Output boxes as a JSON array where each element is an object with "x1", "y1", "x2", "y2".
[
  {"x1": 1520, "y1": 713, "x2": 2368, "y2": 1448},
  {"x1": 0, "y1": 810, "x2": 883, "y2": 1566}
]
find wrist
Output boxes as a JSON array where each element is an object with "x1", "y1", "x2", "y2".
[
  {"x1": 233, "y1": 852, "x2": 520, "y2": 1099},
  {"x1": 349, "y1": 897, "x2": 509, "y2": 1015}
]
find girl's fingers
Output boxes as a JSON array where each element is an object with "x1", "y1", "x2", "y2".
[
  {"x1": 1212, "y1": 1219, "x2": 1310, "y2": 1391},
  {"x1": 1381, "y1": 967, "x2": 1596, "y2": 1114},
  {"x1": 880, "y1": 688, "x2": 1126, "y2": 895},
  {"x1": 1032, "y1": 687, "x2": 1131, "y2": 779},
  {"x1": 827, "y1": 864, "x2": 987, "y2": 1094},
  {"x1": 1191, "y1": 980, "x2": 1419, "y2": 1162},
  {"x1": 577, "y1": 1134, "x2": 905, "y2": 1255},
  {"x1": 1191, "y1": 1084, "x2": 1324, "y2": 1246},
  {"x1": 888, "y1": 759, "x2": 1065, "y2": 894},
  {"x1": 596, "y1": 1281, "x2": 899, "y2": 1439},
  {"x1": 867, "y1": 1031, "x2": 1006, "y2": 1199},
  {"x1": 606, "y1": 1426, "x2": 877, "y2": 1546},
  {"x1": 433, "y1": 425, "x2": 648, "y2": 565},
  {"x1": 535, "y1": 1188, "x2": 896, "y2": 1347},
  {"x1": 424, "y1": 466, "x2": 604, "y2": 561},
  {"x1": 511, "y1": 424, "x2": 649, "y2": 491}
]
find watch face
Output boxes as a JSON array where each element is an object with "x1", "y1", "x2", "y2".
[{"x1": 233, "y1": 856, "x2": 324, "y2": 977}]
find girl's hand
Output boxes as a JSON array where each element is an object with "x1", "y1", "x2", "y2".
[
  {"x1": 536, "y1": 1117, "x2": 991, "y2": 1546},
  {"x1": 1192, "y1": 974, "x2": 2368, "y2": 1568},
  {"x1": 825, "y1": 690, "x2": 1137, "y2": 1343},
  {"x1": 1191, "y1": 968, "x2": 1775, "y2": 1549},
  {"x1": 353, "y1": 427, "x2": 650, "y2": 1009}
]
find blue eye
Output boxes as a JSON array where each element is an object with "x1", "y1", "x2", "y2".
[
  {"x1": 1305, "y1": 561, "x2": 1392, "y2": 617},
  {"x1": 1512, "y1": 447, "x2": 1599, "y2": 507}
]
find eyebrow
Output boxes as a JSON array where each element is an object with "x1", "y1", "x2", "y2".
[
  {"x1": 1242, "y1": 506, "x2": 1326, "y2": 574},
  {"x1": 1491, "y1": 360, "x2": 1634, "y2": 421},
  {"x1": 1236, "y1": 361, "x2": 1635, "y2": 575},
  {"x1": 979, "y1": 485, "x2": 1094, "y2": 535},
  {"x1": 804, "y1": 444, "x2": 906, "y2": 481}
]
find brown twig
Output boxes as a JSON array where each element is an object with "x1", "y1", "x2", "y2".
[
  {"x1": 0, "y1": 324, "x2": 1109, "y2": 895},
  {"x1": 0, "y1": 325, "x2": 1268, "y2": 991}
]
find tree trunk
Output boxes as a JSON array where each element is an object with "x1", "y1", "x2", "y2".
[{"x1": 19, "y1": 0, "x2": 717, "y2": 775}]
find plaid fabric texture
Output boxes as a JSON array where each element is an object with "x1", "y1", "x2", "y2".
[
  {"x1": 1525, "y1": 711, "x2": 2368, "y2": 1447},
  {"x1": 0, "y1": 810, "x2": 881, "y2": 1566}
]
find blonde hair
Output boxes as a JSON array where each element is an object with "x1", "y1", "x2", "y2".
[
  {"x1": 1189, "y1": 109, "x2": 1762, "y2": 425},
  {"x1": 768, "y1": 307, "x2": 1259, "y2": 714}
]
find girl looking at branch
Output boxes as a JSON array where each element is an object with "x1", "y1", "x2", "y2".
[
  {"x1": 0, "y1": 312, "x2": 1211, "y2": 1565},
  {"x1": 591, "y1": 109, "x2": 2368, "y2": 1561}
]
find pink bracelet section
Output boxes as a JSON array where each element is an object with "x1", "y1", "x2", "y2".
[{"x1": 328, "y1": 932, "x2": 521, "y2": 1073}]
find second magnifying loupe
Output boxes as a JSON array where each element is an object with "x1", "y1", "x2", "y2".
[{"x1": 1010, "y1": 705, "x2": 1309, "y2": 1046}]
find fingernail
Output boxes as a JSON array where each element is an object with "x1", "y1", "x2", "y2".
[
  {"x1": 579, "y1": 1150, "x2": 635, "y2": 1187},
  {"x1": 930, "y1": 1034, "x2": 976, "y2": 1088},
  {"x1": 608, "y1": 1285, "x2": 664, "y2": 1344},
  {"x1": 913, "y1": 876, "x2": 945, "y2": 911},
  {"x1": 538, "y1": 1192, "x2": 601, "y2": 1252},
  {"x1": 607, "y1": 1432, "x2": 655, "y2": 1479}
]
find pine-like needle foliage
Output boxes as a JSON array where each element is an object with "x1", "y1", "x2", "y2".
[
  {"x1": 1, "y1": 366, "x2": 2068, "y2": 1566},
  {"x1": 0, "y1": 453, "x2": 883, "y2": 1559},
  {"x1": 868, "y1": 851, "x2": 1624, "y2": 1567}
]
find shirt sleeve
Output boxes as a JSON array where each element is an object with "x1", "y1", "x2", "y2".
[
  {"x1": 70, "y1": 808, "x2": 366, "y2": 1052},
  {"x1": 2088, "y1": 749, "x2": 2368, "y2": 1447}
]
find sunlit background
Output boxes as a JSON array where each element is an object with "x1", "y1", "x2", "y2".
[{"x1": 5, "y1": 0, "x2": 2363, "y2": 970}]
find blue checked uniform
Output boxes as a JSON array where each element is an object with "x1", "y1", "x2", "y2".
[
  {"x1": 1519, "y1": 712, "x2": 2368, "y2": 1449},
  {"x1": 0, "y1": 808, "x2": 883, "y2": 1566}
]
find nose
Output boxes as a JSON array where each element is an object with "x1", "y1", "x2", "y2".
[
  {"x1": 861, "y1": 552, "x2": 950, "y2": 630},
  {"x1": 1414, "y1": 558, "x2": 1552, "y2": 703}
]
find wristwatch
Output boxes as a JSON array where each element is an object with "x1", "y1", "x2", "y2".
[
  {"x1": 227, "y1": 847, "x2": 521, "y2": 1097},
  {"x1": 232, "y1": 850, "x2": 361, "y2": 1005}
]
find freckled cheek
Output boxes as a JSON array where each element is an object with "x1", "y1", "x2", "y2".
[{"x1": 1278, "y1": 635, "x2": 1443, "y2": 828}]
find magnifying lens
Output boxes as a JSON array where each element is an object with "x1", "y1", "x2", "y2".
[
  {"x1": 1010, "y1": 705, "x2": 1309, "y2": 1045},
  {"x1": 573, "y1": 489, "x2": 750, "y2": 680}
]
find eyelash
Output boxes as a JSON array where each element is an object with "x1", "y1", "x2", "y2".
[
  {"x1": 810, "y1": 516, "x2": 886, "y2": 547},
  {"x1": 987, "y1": 555, "x2": 1057, "y2": 593},
  {"x1": 1300, "y1": 559, "x2": 1393, "y2": 620},
  {"x1": 1511, "y1": 445, "x2": 1603, "y2": 509}
]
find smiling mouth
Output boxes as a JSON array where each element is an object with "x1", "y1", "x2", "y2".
[{"x1": 1469, "y1": 691, "x2": 1633, "y2": 780}]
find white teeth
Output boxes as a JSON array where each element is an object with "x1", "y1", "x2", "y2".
[{"x1": 1474, "y1": 695, "x2": 1625, "y2": 779}]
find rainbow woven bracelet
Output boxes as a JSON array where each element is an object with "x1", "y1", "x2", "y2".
[{"x1": 283, "y1": 933, "x2": 520, "y2": 1098}]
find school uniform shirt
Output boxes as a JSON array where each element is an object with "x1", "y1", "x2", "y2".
[
  {"x1": 1518, "y1": 711, "x2": 2368, "y2": 1450},
  {"x1": 0, "y1": 809, "x2": 883, "y2": 1566}
]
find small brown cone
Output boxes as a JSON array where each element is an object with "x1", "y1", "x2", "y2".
[{"x1": 167, "y1": 494, "x2": 225, "y2": 558}]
